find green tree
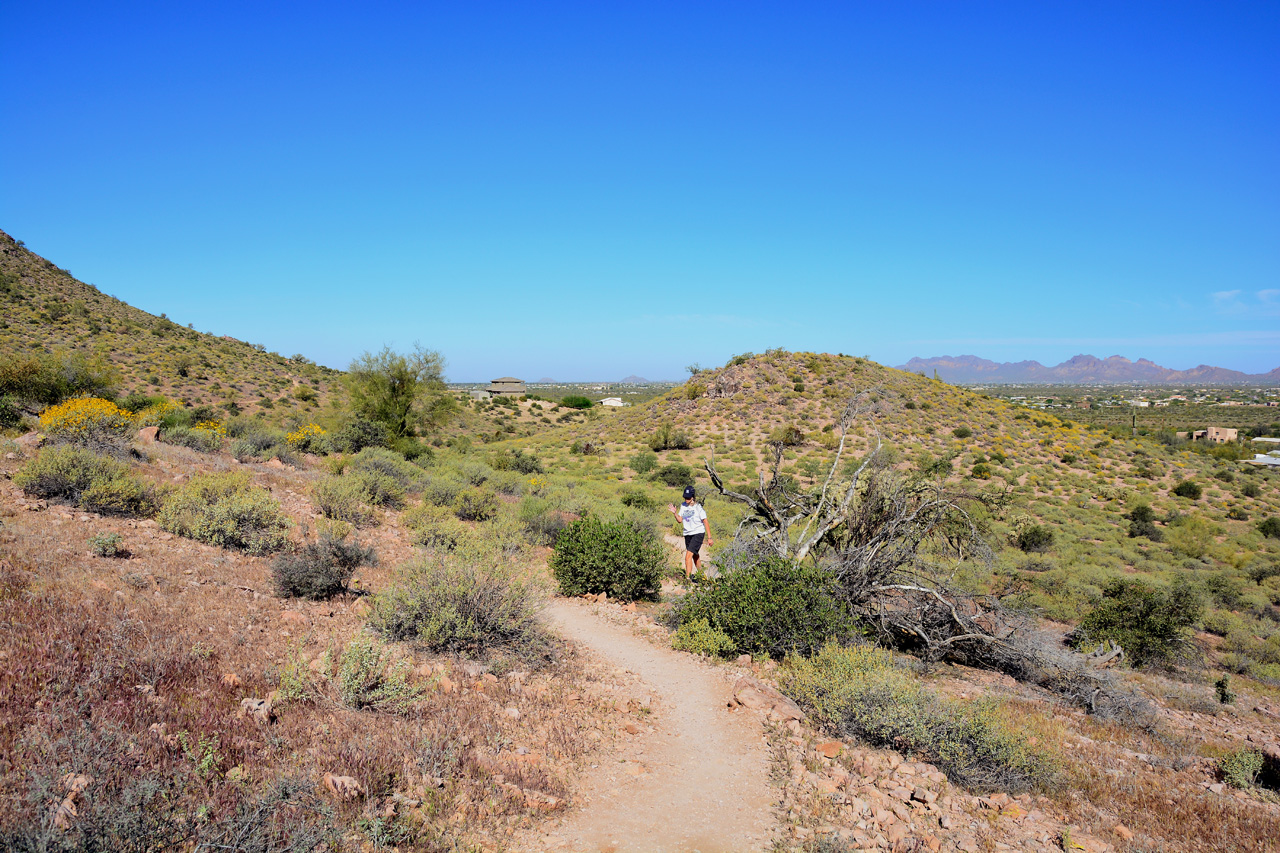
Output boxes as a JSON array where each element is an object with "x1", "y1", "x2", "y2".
[{"x1": 345, "y1": 345, "x2": 456, "y2": 438}]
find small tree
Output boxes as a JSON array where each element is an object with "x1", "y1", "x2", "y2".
[
  {"x1": 345, "y1": 345, "x2": 456, "y2": 438},
  {"x1": 1069, "y1": 578, "x2": 1203, "y2": 668}
]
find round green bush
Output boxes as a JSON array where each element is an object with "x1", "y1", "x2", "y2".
[
  {"x1": 672, "y1": 556, "x2": 855, "y2": 658},
  {"x1": 1172, "y1": 480, "x2": 1202, "y2": 500},
  {"x1": 1016, "y1": 524, "x2": 1054, "y2": 553},
  {"x1": 550, "y1": 515, "x2": 664, "y2": 601},
  {"x1": 560, "y1": 395, "x2": 593, "y2": 410},
  {"x1": 158, "y1": 473, "x2": 291, "y2": 554},
  {"x1": 453, "y1": 487, "x2": 498, "y2": 522}
]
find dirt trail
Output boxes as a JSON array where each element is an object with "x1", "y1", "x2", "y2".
[{"x1": 527, "y1": 598, "x2": 777, "y2": 853}]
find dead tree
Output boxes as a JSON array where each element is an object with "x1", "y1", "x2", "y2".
[{"x1": 706, "y1": 392, "x2": 1031, "y2": 665}]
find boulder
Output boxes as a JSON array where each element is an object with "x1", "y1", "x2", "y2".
[
  {"x1": 730, "y1": 676, "x2": 805, "y2": 721},
  {"x1": 16, "y1": 432, "x2": 45, "y2": 451},
  {"x1": 135, "y1": 426, "x2": 159, "y2": 444},
  {"x1": 322, "y1": 773, "x2": 366, "y2": 800},
  {"x1": 239, "y1": 697, "x2": 274, "y2": 724}
]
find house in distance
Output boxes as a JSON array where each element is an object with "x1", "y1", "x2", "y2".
[{"x1": 471, "y1": 377, "x2": 527, "y2": 400}]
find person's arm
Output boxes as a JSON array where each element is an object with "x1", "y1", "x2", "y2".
[
  {"x1": 701, "y1": 506, "x2": 712, "y2": 545},
  {"x1": 667, "y1": 503, "x2": 680, "y2": 520}
]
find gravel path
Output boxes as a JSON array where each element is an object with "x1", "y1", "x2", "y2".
[{"x1": 528, "y1": 598, "x2": 777, "y2": 853}]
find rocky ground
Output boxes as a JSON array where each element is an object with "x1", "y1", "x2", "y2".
[{"x1": 2, "y1": 433, "x2": 1280, "y2": 852}]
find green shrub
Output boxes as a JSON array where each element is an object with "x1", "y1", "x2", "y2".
[
  {"x1": 1219, "y1": 748, "x2": 1264, "y2": 789},
  {"x1": 1069, "y1": 577, "x2": 1203, "y2": 668},
  {"x1": 672, "y1": 557, "x2": 856, "y2": 658},
  {"x1": 1167, "y1": 514, "x2": 1213, "y2": 559},
  {"x1": 453, "y1": 486, "x2": 498, "y2": 521},
  {"x1": 312, "y1": 475, "x2": 376, "y2": 527},
  {"x1": 347, "y1": 447, "x2": 425, "y2": 493},
  {"x1": 80, "y1": 474, "x2": 159, "y2": 517},
  {"x1": 550, "y1": 515, "x2": 664, "y2": 601},
  {"x1": 162, "y1": 424, "x2": 223, "y2": 453},
  {"x1": 403, "y1": 503, "x2": 472, "y2": 551},
  {"x1": 1242, "y1": 482, "x2": 1262, "y2": 499},
  {"x1": 351, "y1": 468, "x2": 407, "y2": 509},
  {"x1": 570, "y1": 439, "x2": 601, "y2": 455},
  {"x1": 648, "y1": 422, "x2": 691, "y2": 451},
  {"x1": 420, "y1": 473, "x2": 465, "y2": 507},
  {"x1": 620, "y1": 487, "x2": 656, "y2": 510},
  {"x1": 88, "y1": 532, "x2": 124, "y2": 557},
  {"x1": 273, "y1": 532, "x2": 377, "y2": 599},
  {"x1": 336, "y1": 632, "x2": 422, "y2": 713},
  {"x1": 13, "y1": 445, "x2": 157, "y2": 516},
  {"x1": 560, "y1": 395, "x2": 593, "y2": 410},
  {"x1": 952, "y1": 426, "x2": 973, "y2": 439},
  {"x1": 230, "y1": 429, "x2": 296, "y2": 465},
  {"x1": 371, "y1": 550, "x2": 547, "y2": 659},
  {"x1": 629, "y1": 450, "x2": 658, "y2": 475},
  {"x1": 158, "y1": 473, "x2": 291, "y2": 554},
  {"x1": 1258, "y1": 517, "x2": 1280, "y2": 539},
  {"x1": 517, "y1": 496, "x2": 569, "y2": 546},
  {"x1": 651, "y1": 463, "x2": 695, "y2": 488},
  {"x1": 1172, "y1": 480, "x2": 1202, "y2": 500},
  {"x1": 0, "y1": 395, "x2": 22, "y2": 429},
  {"x1": 671, "y1": 618, "x2": 737, "y2": 657},
  {"x1": 1016, "y1": 525, "x2": 1054, "y2": 553},
  {"x1": 783, "y1": 643, "x2": 1059, "y2": 793},
  {"x1": 1246, "y1": 560, "x2": 1280, "y2": 585},
  {"x1": 328, "y1": 416, "x2": 390, "y2": 453},
  {"x1": 769, "y1": 424, "x2": 804, "y2": 446},
  {"x1": 491, "y1": 448, "x2": 543, "y2": 474}
]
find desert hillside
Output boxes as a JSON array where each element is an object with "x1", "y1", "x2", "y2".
[
  {"x1": 0, "y1": 230, "x2": 343, "y2": 418},
  {"x1": 2, "y1": 242, "x2": 1280, "y2": 852}
]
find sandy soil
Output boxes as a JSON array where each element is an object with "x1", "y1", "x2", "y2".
[{"x1": 517, "y1": 598, "x2": 778, "y2": 853}]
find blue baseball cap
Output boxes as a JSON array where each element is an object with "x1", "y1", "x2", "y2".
[{"x1": 683, "y1": 486, "x2": 696, "y2": 499}]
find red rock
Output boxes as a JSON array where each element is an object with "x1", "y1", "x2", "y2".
[
  {"x1": 220, "y1": 673, "x2": 241, "y2": 689},
  {"x1": 1114, "y1": 824, "x2": 1134, "y2": 841},
  {"x1": 818, "y1": 741, "x2": 844, "y2": 758}
]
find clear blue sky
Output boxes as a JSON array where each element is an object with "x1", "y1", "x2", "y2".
[{"x1": 3, "y1": 2, "x2": 1277, "y2": 380}]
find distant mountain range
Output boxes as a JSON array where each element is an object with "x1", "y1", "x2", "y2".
[{"x1": 896, "y1": 354, "x2": 1280, "y2": 385}]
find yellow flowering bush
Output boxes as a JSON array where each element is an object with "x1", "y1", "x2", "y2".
[
  {"x1": 39, "y1": 397, "x2": 136, "y2": 452},
  {"x1": 286, "y1": 423, "x2": 327, "y2": 454},
  {"x1": 134, "y1": 399, "x2": 183, "y2": 427},
  {"x1": 194, "y1": 420, "x2": 227, "y2": 439}
]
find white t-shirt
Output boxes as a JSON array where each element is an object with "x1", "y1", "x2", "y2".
[{"x1": 678, "y1": 502, "x2": 707, "y2": 535}]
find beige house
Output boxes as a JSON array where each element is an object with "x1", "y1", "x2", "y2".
[
  {"x1": 1192, "y1": 427, "x2": 1238, "y2": 444},
  {"x1": 485, "y1": 377, "x2": 526, "y2": 396}
]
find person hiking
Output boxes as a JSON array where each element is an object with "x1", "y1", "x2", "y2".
[{"x1": 668, "y1": 485, "x2": 712, "y2": 579}]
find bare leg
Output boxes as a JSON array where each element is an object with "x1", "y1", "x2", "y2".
[{"x1": 684, "y1": 550, "x2": 695, "y2": 577}]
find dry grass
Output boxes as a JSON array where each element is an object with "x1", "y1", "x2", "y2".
[{"x1": 0, "y1": 444, "x2": 612, "y2": 850}]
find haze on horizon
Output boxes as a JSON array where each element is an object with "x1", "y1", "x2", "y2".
[{"x1": 1, "y1": 2, "x2": 1276, "y2": 382}]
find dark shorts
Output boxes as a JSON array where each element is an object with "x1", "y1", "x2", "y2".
[{"x1": 684, "y1": 533, "x2": 704, "y2": 554}]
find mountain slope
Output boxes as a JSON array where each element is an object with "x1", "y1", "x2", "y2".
[
  {"x1": 898, "y1": 353, "x2": 1272, "y2": 385},
  {"x1": 0, "y1": 229, "x2": 343, "y2": 417}
]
